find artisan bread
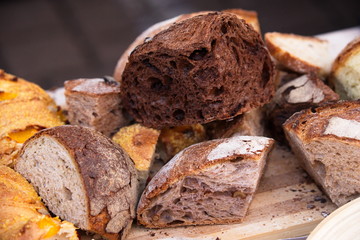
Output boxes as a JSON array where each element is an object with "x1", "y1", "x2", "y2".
[
  {"x1": 65, "y1": 77, "x2": 129, "y2": 137},
  {"x1": 137, "y1": 136, "x2": 274, "y2": 228},
  {"x1": 121, "y1": 12, "x2": 274, "y2": 128},
  {"x1": 0, "y1": 70, "x2": 63, "y2": 167},
  {"x1": 268, "y1": 73, "x2": 339, "y2": 141},
  {"x1": 329, "y1": 37, "x2": 360, "y2": 99},
  {"x1": 283, "y1": 101, "x2": 360, "y2": 206},
  {"x1": 15, "y1": 125, "x2": 138, "y2": 240},
  {"x1": 113, "y1": 9, "x2": 261, "y2": 82},
  {"x1": 112, "y1": 123, "x2": 160, "y2": 192},
  {"x1": 0, "y1": 165, "x2": 78, "y2": 240},
  {"x1": 265, "y1": 32, "x2": 331, "y2": 76}
]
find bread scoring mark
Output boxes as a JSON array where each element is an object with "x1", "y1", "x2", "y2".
[
  {"x1": 72, "y1": 78, "x2": 119, "y2": 94},
  {"x1": 207, "y1": 136, "x2": 271, "y2": 161},
  {"x1": 324, "y1": 117, "x2": 360, "y2": 140}
]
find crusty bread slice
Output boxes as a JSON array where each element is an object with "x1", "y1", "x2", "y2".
[
  {"x1": 330, "y1": 37, "x2": 360, "y2": 99},
  {"x1": 265, "y1": 32, "x2": 331, "y2": 76},
  {"x1": 0, "y1": 165, "x2": 78, "y2": 240},
  {"x1": 137, "y1": 136, "x2": 274, "y2": 228},
  {"x1": 113, "y1": 9, "x2": 261, "y2": 82},
  {"x1": 15, "y1": 125, "x2": 138, "y2": 240},
  {"x1": 283, "y1": 101, "x2": 360, "y2": 206}
]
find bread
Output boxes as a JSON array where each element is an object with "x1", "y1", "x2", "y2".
[
  {"x1": 121, "y1": 12, "x2": 274, "y2": 128},
  {"x1": 283, "y1": 100, "x2": 360, "y2": 206},
  {"x1": 112, "y1": 123, "x2": 160, "y2": 192},
  {"x1": 65, "y1": 77, "x2": 129, "y2": 137},
  {"x1": 158, "y1": 124, "x2": 207, "y2": 162},
  {"x1": 268, "y1": 73, "x2": 339, "y2": 141},
  {"x1": 15, "y1": 125, "x2": 138, "y2": 240},
  {"x1": 113, "y1": 9, "x2": 261, "y2": 82},
  {"x1": 0, "y1": 165, "x2": 78, "y2": 240},
  {"x1": 0, "y1": 70, "x2": 63, "y2": 167},
  {"x1": 137, "y1": 136, "x2": 274, "y2": 228},
  {"x1": 265, "y1": 32, "x2": 331, "y2": 76},
  {"x1": 329, "y1": 37, "x2": 360, "y2": 99},
  {"x1": 205, "y1": 108, "x2": 265, "y2": 139}
]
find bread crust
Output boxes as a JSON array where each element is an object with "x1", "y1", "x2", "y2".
[
  {"x1": 137, "y1": 136, "x2": 274, "y2": 227},
  {"x1": 18, "y1": 125, "x2": 138, "y2": 240},
  {"x1": 265, "y1": 33, "x2": 328, "y2": 75}
]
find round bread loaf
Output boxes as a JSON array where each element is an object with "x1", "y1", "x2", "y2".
[
  {"x1": 121, "y1": 12, "x2": 275, "y2": 128},
  {"x1": 15, "y1": 125, "x2": 138, "y2": 240}
]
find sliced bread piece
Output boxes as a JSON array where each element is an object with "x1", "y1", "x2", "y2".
[
  {"x1": 137, "y1": 136, "x2": 274, "y2": 228},
  {"x1": 283, "y1": 100, "x2": 360, "y2": 206},
  {"x1": 0, "y1": 165, "x2": 78, "y2": 240},
  {"x1": 268, "y1": 73, "x2": 339, "y2": 141},
  {"x1": 112, "y1": 123, "x2": 160, "y2": 192},
  {"x1": 64, "y1": 77, "x2": 129, "y2": 137},
  {"x1": 15, "y1": 125, "x2": 138, "y2": 240},
  {"x1": 265, "y1": 32, "x2": 331, "y2": 76},
  {"x1": 329, "y1": 37, "x2": 360, "y2": 99}
]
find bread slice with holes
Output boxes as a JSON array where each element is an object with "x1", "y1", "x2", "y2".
[
  {"x1": 15, "y1": 125, "x2": 138, "y2": 240},
  {"x1": 329, "y1": 37, "x2": 360, "y2": 99},
  {"x1": 265, "y1": 32, "x2": 331, "y2": 76},
  {"x1": 64, "y1": 77, "x2": 129, "y2": 137},
  {"x1": 137, "y1": 136, "x2": 274, "y2": 228},
  {"x1": 283, "y1": 101, "x2": 360, "y2": 206}
]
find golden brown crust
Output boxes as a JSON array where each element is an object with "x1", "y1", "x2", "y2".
[
  {"x1": 265, "y1": 33, "x2": 326, "y2": 75},
  {"x1": 283, "y1": 100, "x2": 360, "y2": 143},
  {"x1": 137, "y1": 136, "x2": 274, "y2": 223},
  {"x1": 19, "y1": 125, "x2": 137, "y2": 240}
]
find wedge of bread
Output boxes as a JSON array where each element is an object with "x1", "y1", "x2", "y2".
[
  {"x1": 283, "y1": 101, "x2": 360, "y2": 206},
  {"x1": 137, "y1": 136, "x2": 274, "y2": 228},
  {"x1": 15, "y1": 125, "x2": 138, "y2": 240},
  {"x1": 329, "y1": 37, "x2": 360, "y2": 99},
  {"x1": 112, "y1": 124, "x2": 160, "y2": 192},
  {"x1": 0, "y1": 165, "x2": 78, "y2": 240},
  {"x1": 265, "y1": 32, "x2": 331, "y2": 76}
]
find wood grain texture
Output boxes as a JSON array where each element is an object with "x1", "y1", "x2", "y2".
[{"x1": 125, "y1": 144, "x2": 337, "y2": 240}]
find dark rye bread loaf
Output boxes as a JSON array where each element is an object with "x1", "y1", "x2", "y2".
[
  {"x1": 121, "y1": 12, "x2": 275, "y2": 128},
  {"x1": 15, "y1": 125, "x2": 138, "y2": 240}
]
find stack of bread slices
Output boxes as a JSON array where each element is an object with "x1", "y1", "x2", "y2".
[{"x1": 1, "y1": 8, "x2": 360, "y2": 240}]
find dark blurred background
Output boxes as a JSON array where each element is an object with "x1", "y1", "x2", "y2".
[{"x1": 0, "y1": 0, "x2": 359, "y2": 89}]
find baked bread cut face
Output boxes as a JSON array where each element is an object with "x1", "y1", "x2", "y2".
[
  {"x1": 137, "y1": 136, "x2": 274, "y2": 228},
  {"x1": 283, "y1": 101, "x2": 360, "y2": 206},
  {"x1": 15, "y1": 125, "x2": 138, "y2": 240},
  {"x1": 121, "y1": 12, "x2": 274, "y2": 128}
]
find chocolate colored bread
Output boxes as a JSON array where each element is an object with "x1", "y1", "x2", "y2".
[{"x1": 121, "y1": 12, "x2": 275, "y2": 128}]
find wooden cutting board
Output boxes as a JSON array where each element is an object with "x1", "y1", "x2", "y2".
[{"x1": 126, "y1": 144, "x2": 338, "y2": 240}]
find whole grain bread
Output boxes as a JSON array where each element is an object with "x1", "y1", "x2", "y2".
[
  {"x1": 65, "y1": 77, "x2": 129, "y2": 137},
  {"x1": 121, "y1": 12, "x2": 274, "y2": 128},
  {"x1": 265, "y1": 32, "x2": 331, "y2": 76},
  {"x1": 15, "y1": 125, "x2": 138, "y2": 240},
  {"x1": 329, "y1": 37, "x2": 360, "y2": 99},
  {"x1": 113, "y1": 9, "x2": 261, "y2": 82},
  {"x1": 268, "y1": 73, "x2": 339, "y2": 142},
  {"x1": 283, "y1": 100, "x2": 360, "y2": 206},
  {"x1": 137, "y1": 136, "x2": 274, "y2": 228}
]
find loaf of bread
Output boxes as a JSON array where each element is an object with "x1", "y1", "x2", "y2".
[
  {"x1": 0, "y1": 165, "x2": 78, "y2": 240},
  {"x1": 65, "y1": 77, "x2": 129, "y2": 137},
  {"x1": 265, "y1": 32, "x2": 331, "y2": 76},
  {"x1": 113, "y1": 9, "x2": 261, "y2": 82},
  {"x1": 137, "y1": 136, "x2": 274, "y2": 228},
  {"x1": 268, "y1": 73, "x2": 339, "y2": 141},
  {"x1": 15, "y1": 125, "x2": 138, "y2": 240},
  {"x1": 112, "y1": 123, "x2": 160, "y2": 192},
  {"x1": 329, "y1": 37, "x2": 360, "y2": 99},
  {"x1": 205, "y1": 108, "x2": 265, "y2": 139},
  {"x1": 0, "y1": 70, "x2": 63, "y2": 167},
  {"x1": 121, "y1": 12, "x2": 274, "y2": 128},
  {"x1": 158, "y1": 124, "x2": 207, "y2": 162},
  {"x1": 283, "y1": 101, "x2": 360, "y2": 206}
]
